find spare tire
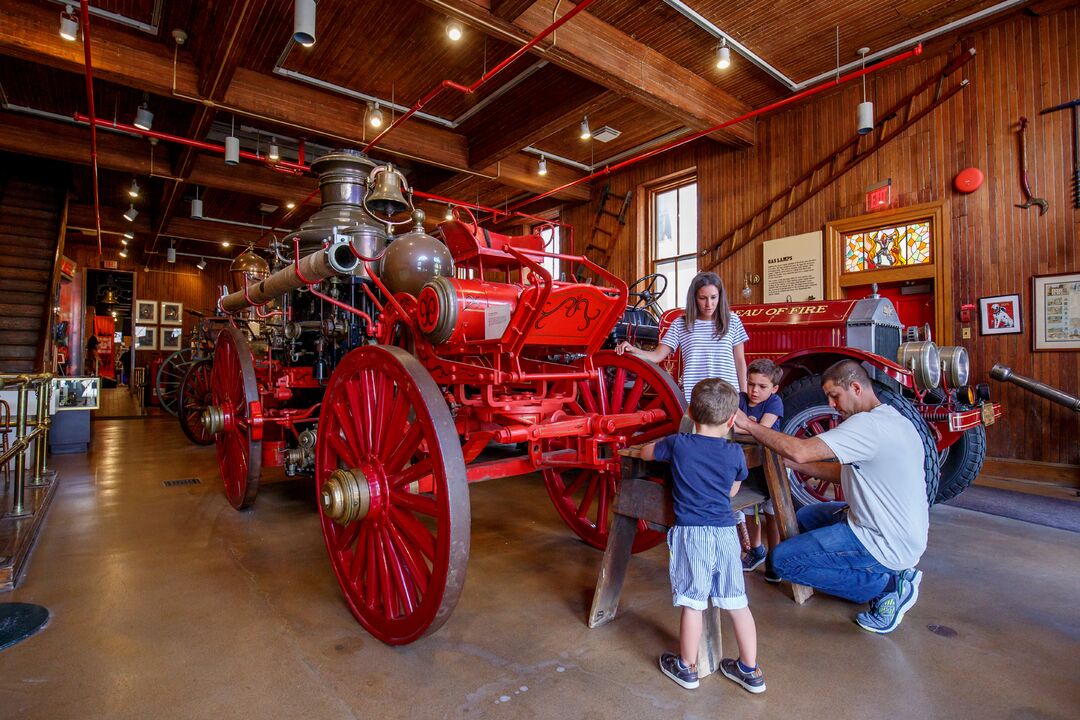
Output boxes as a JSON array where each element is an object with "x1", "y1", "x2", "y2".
[
  {"x1": 934, "y1": 423, "x2": 986, "y2": 503},
  {"x1": 780, "y1": 374, "x2": 940, "y2": 508}
]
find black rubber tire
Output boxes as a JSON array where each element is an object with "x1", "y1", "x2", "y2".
[
  {"x1": 934, "y1": 423, "x2": 986, "y2": 503},
  {"x1": 780, "y1": 374, "x2": 940, "y2": 508}
]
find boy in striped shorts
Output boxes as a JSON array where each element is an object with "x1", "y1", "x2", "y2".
[{"x1": 642, "y1": 378, "x2": 765, "y2": 693}]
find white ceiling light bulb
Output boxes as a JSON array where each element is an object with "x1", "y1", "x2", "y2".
[
  {"x1": 222, "y1": 240, "x2": 231, "y2": 248},
  {"x1": 294, "y1": 0, "x2": 316, "y2": 47},
  {"x1": 128, "y1": 178, "x2": 140, "y2": 198},
  {"x1": 716, "y1": 38, "x2": 731, "y2": 70},
  {"x1": 123, "y1": 204, "x2": 138, "y2": 222},
  {"x1": 445, "y1": 205, "x2": 454, "y2": 221},
  {"x1": 59, "y1": 5, "x2": 79, "y2": 41},
  {"x1": 368, "y1": 102, "x2": 384, "y2": 129},
  {"x1": 268, "y1": 138, "x2": 280, "y2": 162},
  {"x1": 580, "y1": 116, "x2": 592, "y2": 141},
  {"x1": 285, "y1": 201, "x2": 296, "y2": 209},
  {"x1": 537, "y1": 156, "x2": 548, "y2": 176},
  {"x1": 446, "y1": 19, "x2": 463, "y2": 42}
]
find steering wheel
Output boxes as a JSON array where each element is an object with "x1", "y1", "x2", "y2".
[{"x1": 627, "y1": 273, "x2": 667, "y2": 311}]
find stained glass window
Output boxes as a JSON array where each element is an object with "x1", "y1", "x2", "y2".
[{"x1": 843, "y1": 221, "x2": 931, "y2": 273}]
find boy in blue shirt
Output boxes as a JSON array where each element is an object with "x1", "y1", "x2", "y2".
[
  {"x1": 737, "y1": 359, "x2": 784, "y2": 575},
  {"x1": 642, "y1": 378, "x2": 765, "y2": 694}
]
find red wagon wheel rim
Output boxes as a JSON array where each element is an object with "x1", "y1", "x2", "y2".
[
  {"x1": 543, "y1": 350, "x2": 685, "y2": 553},
  {"x1": 316, "y1": 345, "x2": 469, "y2": 645},
  {"x1": 179, "y1": 359, "x2": 215, "y2": 445},
  {"x1": 788, "y1": 409, "x2": 844, "y2": 503},
  {"x1": 211, "y1": 328, "x2": 261, "y2": 509}
]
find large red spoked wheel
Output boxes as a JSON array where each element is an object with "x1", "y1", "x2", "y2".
[
  {"x1": 543, "y1": 350, "x2": 685, "y2": 553},
  {"x1": 210, "y1": 328, "x2": 262, "y2": 510},
  {"x1": 178, "y1": 358, "x2": 214, "y2": 445},
  {"x1": 316, "y1": 345, "x2": 469, "y2": 645}
]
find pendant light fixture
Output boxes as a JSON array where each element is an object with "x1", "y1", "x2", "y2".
[
  {"x1": 537, "y1": 156, "x2": 548, "y2": 176},
  {"x1": 119, "y1": 248, "x2": 128, "y2": 258},
  {"x1": 134, "y1": 94, "x2": 154, "y2": 131},
  {"x1": 128, "y1": 179, "x2": 140, "y2": 198},
  {"x1": 294, "y1": 0, "x2": 316, "y2": 47},
  {"x1": 268, "y1": 137, "x2": 280, "y2": 162},
  {"x1": 856, "y1": 47, "x2": 874, "y2": 135},
  {"x1": 167, "y1": 239, "x2": 176, "y2": 264},
  {"x1": 225, "y1": 116, "x2": 240, "y2": 165},
  {"x1": 446, "y1": 18, "x2": 463, "y2": 42},
  {"x1": 367, "y1": 102, "x2": 384, "y2": 129},
  {"x1": 716, "y1": 38, "x2": 731, "y2": 70},
  {"x1": 445, "y1": 205, "x2": 455, "y2": 221},
  {"x1": 191, "y1": 186, "x2": 203, "y2": 218},
  {"x1": 59, "y1": 4, "x2": 79, "y2": 41},
  {"x1": 579, "y1": 116, "x2": 592, "y2": 141},
  {"x1": 123, "y1": 231, "x2": 134, "y2": 240}
]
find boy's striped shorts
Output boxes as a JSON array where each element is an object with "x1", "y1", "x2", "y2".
[{"x1": 668, "y1": 525, "x2": 747, "y2": 611}]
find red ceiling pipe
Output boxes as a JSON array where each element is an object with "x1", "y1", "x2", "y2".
[
  {"x1": 363, "y1": 0, "x2": 598, "y2": 153},
  {"x1": 412, "y1": 189, "x2": 551, "y2": 224},
  {"x1": 507, "y1": 43, "x2": 925, "y2": 213},
  {"x1": 79, "y1": 0, "x2": 102, "y2": 259},
  {"x1": 73, "y1": 114, "x2": 312, "y2": 174}
]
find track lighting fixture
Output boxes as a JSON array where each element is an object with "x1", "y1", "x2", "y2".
[
  {"x1": 225, "y1": 116, "x2": 240, "y2": 165},
  {"x1": 123, "y1": 204, "x2": 138, "y2": 222},
  {"x1": 128, "y1": 179, "x2": 140, "y2": 198},
  {"x1": 368, "y1": 102, "x2": 384, "y2": 129},
  {"x1": 268, "y1": 138, "x2": 280, "y2": 162},
  {"x1": 293, "y1": 0, "x2": 316, "y2": 47},
  {"x1": 446, "y1": 18, "x2": 463, "y2": 42},
  {"x1": 716, "y1": 38, "x2": 731, "y2": 70},
  {"x1": 134, "y1": 94, "x2": 153, "y2": 131},
  {"x1": 123, "y1": 231, "x2": 134, "y2": 239},
  {"x1": 119, "y1": 249, "x2": 128, "y2": 258},
  {"x1": 285, "y1": 201, "x2": 296, "y2": 209},
  {"x1": 537, "y1": 155, "x2": 548, "y2": 176},
  {"x1": 121, "y1": 238, "x2": 128, "y2": 246},
  {"x1": 59, "y1": 5, "x2": 79, "y2": 41},
  {"x1": 580, "y1": 116, "x2": 592, "y2": 141},
  {"x1": 857, "y1": 47, "x2": 874, "y2": 135},
  {"x1": 191, "y1": 187, "x2": 203, "y2": 218},
  {"x1": 196, "y1": 258, "x2": 207, "y2": 271},
  {"x1": 167, "y1": 240, "x2": 176, "y2": 264}
]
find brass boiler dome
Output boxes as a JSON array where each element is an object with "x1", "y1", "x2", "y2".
[
  {"x1": 295, "y1": 149, "x2": 388, "y2": 277},
  {"x1": 379, "y1": 210, "x2": 455, "y2": 297}
]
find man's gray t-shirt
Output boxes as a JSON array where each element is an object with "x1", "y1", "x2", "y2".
[{"x1": 816, "y1": 404, "x2": 929, "y2": 570}]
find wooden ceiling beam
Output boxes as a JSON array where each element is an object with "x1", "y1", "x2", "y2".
[
  {"x1": 420, "y1": 0, "x2": 755, "y2": 147},
  {"x1": 0, "y1": 2, "x2": 589, "y2": 200}
]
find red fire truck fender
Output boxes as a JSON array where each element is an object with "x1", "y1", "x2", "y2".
[{"x1": 776, "y1": 347, "x2": 915, "y2": 390}]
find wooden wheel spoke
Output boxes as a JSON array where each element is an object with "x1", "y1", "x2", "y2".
[
  {"x1": 392, "y1": 487, "x2": 438, "y2": 516},
  {"x1": 348, "y1": 524, "x2": 370, "y2": 581},
  {"x1": 337, "y1": 519, "x2": 363, "y2": 554},
  {"x1": 390, "y1": 458, "x2": 434, "y2": 492},
  {"x1": 332, "y1": 395, "x2": 364, "y2": 457},
  {"x1": 562, "y1": 470, "x2": 589, "y2": 500},
  {"x1": 363, "y1": 524, "x2": 379, "y2": 609},
  {"x1": 610, "y1": 368, "x2": 627, "y2": 413},
  {"x1": 385, "y1": 422, "x2": 423, "y2": 474},
  {"x1": 374, "y1": 530, "x2": 395, "y2": 618},
  {"x1": 577, "y1": 379, "x2": 599, "y2": 415},
  {"x1": 621, "y1": 376, "x2": 645, "y2": 414},
  {"x1": 345, "y1": 375, "x2": 372, "y2": 455},
  {"x1": 385, "y1": 520, "x2": 429, "y2": 596},
  {"x1": 390, "y1": 506, "x2": 437, "y2": 562},
  {"x1": 381, "y1": 525, "x2": 418, "y2": 615},
  {"x1": 326, "y1": 429, "x2": 361, "y2": 469},
  {"x1": 576, "y1": 473, "x2": 600, "y2": 522},
  {"x1": 381, "y1": 385, "x2": 411, "y2": 457}
]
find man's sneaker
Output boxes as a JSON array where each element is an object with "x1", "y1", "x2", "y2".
[
  {"x1": 742, "y1": 546, "x2": 766, "y2": 572},
  {"x1": 856, "y1": 568, "x2": 923, "y2": 634},
  {"x1": 719, "y1": 658, "x2": 766, "y2": 694},
  {"x1": 764, "y1": 556, "x2": 781, "y2": 583},
  {"x1": 659, "y1": 652, "x2": 699, "y2": 689}
]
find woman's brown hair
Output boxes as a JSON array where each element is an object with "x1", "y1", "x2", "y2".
[{"x1": 683, "y1": 271, "x2": 731, "y2": 339}]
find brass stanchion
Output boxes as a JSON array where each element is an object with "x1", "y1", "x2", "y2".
[
  {"x1": 26, "y1": 376, "x2": 53, "y2": 488},
  {"x1": 8, "y1": 379, "x2": 30, "y2": 518}
]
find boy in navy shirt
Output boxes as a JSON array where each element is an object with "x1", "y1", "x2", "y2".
[
  {"x1": 642, "y1": 378, "x2": 765, "y2": 694},
  {"x1": 737, "y1": 359, "x2": 784, "y2": 575}
]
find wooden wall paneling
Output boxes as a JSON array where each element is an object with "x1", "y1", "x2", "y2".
[{"x1": 568, "y1": 7, "x2": 1079, "y2": 468}]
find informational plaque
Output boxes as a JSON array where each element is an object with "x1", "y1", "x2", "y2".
[{"x1": 763, "y1": 231, "x2": 823, "y2": 303}]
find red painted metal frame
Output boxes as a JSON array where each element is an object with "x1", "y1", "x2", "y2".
[{"x1": 78, "y1": 0, "x2": 102, "y2": 259}]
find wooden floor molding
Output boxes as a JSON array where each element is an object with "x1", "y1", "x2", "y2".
[
  {"x1": 977, "y1": 456, "x2": 1080, "y2": 501},
  {"x1": 0, "y1": 475, "x2": 59, "y2": 591}
]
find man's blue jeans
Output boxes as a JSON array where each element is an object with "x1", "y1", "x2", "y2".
[{"x1": 770, "y1": 502, "x2": 896, "y2": 603}]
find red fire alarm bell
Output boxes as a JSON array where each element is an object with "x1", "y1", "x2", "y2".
[
  {"x1": 959, "y1": 303, "x2": 975, "y2": 323},
  {"x1": 954, "y1": 168, "x2": 984, "y2": 193}
]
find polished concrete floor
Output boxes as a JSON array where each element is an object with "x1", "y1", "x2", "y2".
[{"x1": 1, "y1": 417, "x2": 1078, "y2": 720}]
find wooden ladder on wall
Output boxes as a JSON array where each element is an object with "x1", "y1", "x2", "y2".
[
  {"x1": 581, "y1": 183, "x2": 632, "y2": 281},
  {"x1": 700, "y1": 45, "x2": 976, "y2": 272}
]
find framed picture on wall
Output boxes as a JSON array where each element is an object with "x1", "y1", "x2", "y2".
[
  {"x1": 135, "y1": 299, "x2": 157, "y2": 324},
  {"x1": 134, "y1": 325, "x2": 156, "y2": 350},
  {"x1": 1032, "y1": 272, "x2": 1080, "y2": 351},
  {"x1": 160, "y1": 301, "x2": 183, "y2": 326},
  {"x1": 160, "y1": 326, "x2": 184, "y2": 351},
  {"x1": 978, "y1": 294, "x2": 1022, "y2": 335}
]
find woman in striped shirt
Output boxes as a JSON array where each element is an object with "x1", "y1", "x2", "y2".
[{"x1": 617, "y1": 272, "x2": 749, "y2": 404}]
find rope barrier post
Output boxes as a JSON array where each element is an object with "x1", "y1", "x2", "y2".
[{"x1": 8, "y1": 380, "x2": 30, "y2": 518}]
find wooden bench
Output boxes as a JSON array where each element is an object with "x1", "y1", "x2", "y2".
[{"x1": 588, "y1": 438, "x2": 812, "y2": 678}]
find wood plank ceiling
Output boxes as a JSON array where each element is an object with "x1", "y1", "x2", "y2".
[{"x1": 0, "y1": 0, "x2": 1038, "y2": 265}]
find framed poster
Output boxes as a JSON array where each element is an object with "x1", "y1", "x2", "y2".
[
  {"x1": 1033, "y1": 272, "x2": 1080, "y2": 351},
  {"x1": 52, "y1": 377, "x2": 100, "y2": 411},
  {"x1": 978, "y1": 294, "x2": 1022, "y2": 335},
  {"x1": 160, "y1": 326, "x2": 184, "y2": 351},
  {"x1": 135, "y1": 299, "x2": 157, "y2": 324},
  {"x1": 160, "y1": 301, "x2": 183, "y2": 326},
  {"x1": 134, "y1": 325, "x2": 156, "y2": 350}
]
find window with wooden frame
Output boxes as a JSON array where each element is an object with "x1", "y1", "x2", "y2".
[
  {"x1": 533, "y1": 223, "x2": 560, "y2": 281},
  {"x1": 648, "y1": 175, "x2": 697, "y2": 313}
]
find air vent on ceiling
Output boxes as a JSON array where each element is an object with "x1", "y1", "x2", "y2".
[
  {"x1": 592, "y1": 126, "x2": 621, "y2": 143},
  {"x1": 258, "y1": 202, "x2": 279, "y2": 214}
]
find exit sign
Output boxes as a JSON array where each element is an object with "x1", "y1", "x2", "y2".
[
  {"x1": 104, "y1": 260, "x2": 118, "y2": 269},
  {"x1": 865, "y1": 179, "x2": 892, "y2": 212}
]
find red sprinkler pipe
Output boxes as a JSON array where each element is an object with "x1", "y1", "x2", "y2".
[
  {"x1": 507, "y1": 44, "x2": 925, "y2": 213},
  {"x1": 363, "y1": 0, "x2": 598, "y2": 153},
  {"x1": 79, "y1": 0, "x2": 102, "y2": 259},
  {"x1": 72, "y1": 114, "x2": 312, "y2": 175}
]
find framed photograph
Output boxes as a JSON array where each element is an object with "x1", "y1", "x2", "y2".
[
  {"x1": 160, "y1": 301, "x2": 183, "y2": 326},
  {"x1": 978, "y1": 294, "x2": 1022, "y2": 336},
  {"x1": 159, "y1": 326, "x2": 184, "y2": 351},
  {"x1": 134, "y1": 325, "x2": 156, "y2": 350},
  {"x1": 51, "y1": 377, "x2": 101, "y2": 411},
  {"x1": 135, "y1": 299, "x2": 157, "y2": 324},
  {"x1": 1033, "y1": 272, "x2": 1080, "y2": 351}
]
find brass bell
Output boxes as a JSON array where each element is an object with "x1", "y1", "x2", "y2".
[
  {"x1": 366, "y1": 164, "x2": 411, "y2": 217},
  {"x1": 100, "y1": 286, "x2": 119, "y2": 306}
]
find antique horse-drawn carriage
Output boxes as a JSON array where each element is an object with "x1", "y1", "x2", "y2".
[{"x1": 201, "y1": 150, "x2": 684, "y2": 644}]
